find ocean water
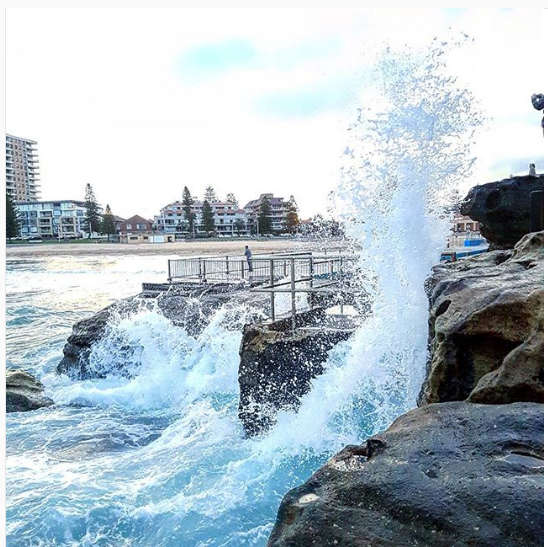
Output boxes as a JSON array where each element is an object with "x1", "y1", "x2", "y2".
[{"x1": 5, "y1": 38, "x2": 482, "y2": 547}]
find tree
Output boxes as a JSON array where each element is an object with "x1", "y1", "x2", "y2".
[
  {"x1": 182, "y1": 186, "x2": 196, "y2": 234},
  {"x1": 258, "y1": 195, "x2": 272, "y2": 235},
  {"x1": 286, "y1": 195, "x2": 300, "y2": 233},
  {"x1": 84, "y1": 183, "x2": 101, "y2": 238},
  {"x1": 226, "y1": 193, "x2": 238, "y2": 207},
  {"x1": 201, "y1": 200, "x2": 215, "y2": 233},
  {"x1": 204, "y1": 186, "x2": 218, "y2": 203},
  {"x1": 234, "y1": 219, "x2": 246, "y2": 235},
  {"x1": 6, "y1": 191, "x2": 19, "y2": 240},
  {"x1": 101, "y1": 204, "x2": 116, "y2": 242}
]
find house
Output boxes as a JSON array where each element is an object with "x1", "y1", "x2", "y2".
[{"x1": 120, "y1": 215, "x2": 153, "y2": 235}]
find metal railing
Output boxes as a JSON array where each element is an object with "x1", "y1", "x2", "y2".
[
  {"x1": 166, "y1": 250, "x2": 360, "y2": 331},
  {"x1": 248, "y1": 254, "x2": 359, "y2": 330}
]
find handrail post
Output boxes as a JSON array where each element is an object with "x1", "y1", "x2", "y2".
[
  {"x1": 198, "y1": 257, "x2": 202, "y2": 282},
  {"x1": 339, "y1": 256, "x2": 343, "y2": 314},
  {"x1": 241, "y1": 260, "x2": 245, "y2": 280},
  {"x1": 226, "y1": 255, "x2": 230, "y2": 279},
  {"x1": 270, "y1": 258, "x2": 275, "y2": 322},
  {"x1": 168, "y1": 259, "x2": 172, "y2": 282},
  {"x1": 290, "y1": 258, "x2": 296, "y2": 332},
  {"x1": 309, "y1": 256, "x2": 314, "y2": 310}
]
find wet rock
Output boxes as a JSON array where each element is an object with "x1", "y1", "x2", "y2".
[
  {"x1": 268, "y1": 402, "x2": 544, "y2": 547},
  {"x1": 57, "y1": 283, "x2": 269, "y2": 379},
  {"x1": 461, "y1": 174, "x2": 543, "y2": 249},
  {"x1": 238, "y1": 309, "x2": 355, "y2": 436},
  {"x1": 419, "y1": 231, "x2": 543, "y2": 406},
  {"x1": 57, "y1": 297, "x2": 141, "y2": 378},
  {"x1": 6, "y1": 369, "x2": 54, "y2": 412}
]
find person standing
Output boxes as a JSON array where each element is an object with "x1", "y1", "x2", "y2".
[{"x1": 244, "y1": 245, "x2": 253, "y2": 272}]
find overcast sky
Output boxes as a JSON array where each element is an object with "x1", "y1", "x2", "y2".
[{"x1": 6, "y1": 8, "x2": 544, "y2": 220}]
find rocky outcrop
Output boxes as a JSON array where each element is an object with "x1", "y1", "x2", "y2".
[
  {"x1": 418, "y1": 231, "x2": 543, "y2": 406},
  {"x1": 58, "y1": 283, "x2": 269, "y2": 379},
  {"x1": 6, "y1": 369, "x2": 54, "y2": 412},
  {"x1": 268, "y1": 402, "x2": 543, "y2": 547},
  {"x1": 239, "y1": 309, "x2": 355, "y2": 436},
  {"x1": 461, "y1": 174, "x2": 543, "y2": 249}
]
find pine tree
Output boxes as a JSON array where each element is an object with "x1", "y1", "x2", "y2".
[
  {"x1": 286, "y1": 195, "x2": 300, "y2": 234},
  {"x1": 201, "y1": 200, "x2": 215, "y2": 233},
  {"x1": 84, "y1": 183, "x2": 101, "y2": 238},
  {"x1": 226, "y1": 193, "x2": 238, "y2": 207},
  {"x1": 258, "y1": 195, "x2": 272, "y2": 235},
  {"x1": 6, "y1": 191, "x2": 19, "y2": 240},
  {"x1": 182, "y1": 186, "x2": 196, "y2": 234},
  {"x1": 234, "y1": 219, "x2": 246, "y2": 235},
  {"x1": 101, "y1": 204, "x2": 117, "y2": 242},
  {"x1": 204, "y1": 186, "x2": 218, "y2": 203}
]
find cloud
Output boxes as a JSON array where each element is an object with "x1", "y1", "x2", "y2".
[
  {"x1": 176, "y1": 39, "x2": 257, "y2": 83},
  {"x1": 254, "y1": 73, "x2": 365, "y2": 119}
]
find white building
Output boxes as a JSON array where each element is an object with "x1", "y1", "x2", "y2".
[
  {"x1": 154, "y1": 200, "x2": 249, "y2": 236},
  {"x1": 243, "y1": 193, "x2": 290, "y2": 233},
  {"x1": 6, "y1": 134, "x2": 41, "y2": 201},
  {"x1": 17, "y1": 200, "x2": 99, "y2": 238}
]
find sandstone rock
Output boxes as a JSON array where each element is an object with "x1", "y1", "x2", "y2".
[
  {"x1": 419, "y1": 231, "x2": 543, "y2": 406},
  {"x1": 239, "y1": 309, "x2": 355, "y2": 436},
  {"x1": 461, "y1": 174, "x2": 543, "y2": 249},
  {"x1": 6, "y1": 369, "x2": 54, "y2": 412},
  {"x1": 268, "y1": 402, "x2": 544, "y2": 547}
]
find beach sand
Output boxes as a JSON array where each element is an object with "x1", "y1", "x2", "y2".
[{"x1": 5, "y1": 238, "x2": 323, "y2": 258}]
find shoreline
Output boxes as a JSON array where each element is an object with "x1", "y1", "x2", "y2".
[{"x1": 5, "y1": 238, "x2": 323, "y2": 259}]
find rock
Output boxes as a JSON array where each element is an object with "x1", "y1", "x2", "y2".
[
  {"x1": 57, "y1": 298, "x2": 140, "y2": 377},
  {"x1": 6, "y1": 369, "x2": 54, "y2": 412},
  {"x1": 268, "y1": 402, "x2": 544, "y2": 547},
  {"x1": 461, "y1": 174, "x2": 544, "y2": 249},
  {"x1": 238, "y1": 309, "x2": 355, "y2": 436},
  {"x1": 419, "y1": 231, "x2": 543, "y2": 406},
  {"x1": 57, "y1": 283, "x2": 269, "y2": 379}
]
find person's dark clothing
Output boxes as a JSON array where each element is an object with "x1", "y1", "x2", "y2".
[{"x1": 244, "y1": 248, "x2": 253, "y2": 272}]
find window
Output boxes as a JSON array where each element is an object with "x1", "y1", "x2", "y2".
[{"x1": 126, "y1": 224, "x2": 132, "y2": 230}]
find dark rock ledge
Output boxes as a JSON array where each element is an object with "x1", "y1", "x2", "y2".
[{"x1": 6, "y1": 369, "x2": 54, "y2": 412}]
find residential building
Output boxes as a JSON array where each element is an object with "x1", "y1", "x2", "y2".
[
  {"x1": 113, "y1": 215, "x2": 126, "y2": 234},
  {"x1": 17, "y1": 200, "x2": 91, "y2": 238},
  {"x1": 451, "y1": 213, "x2": 480, "y2": 234},
  {"x1": 243, "y1": 193, "x2": 290, "y2": 233},
  {"x1": 154, "y1": 200, "x2": 249, "y2": 236},
  {"x1": 6, "y1": 134, "x2": 41, "y2": 201},
  {"x1": 447, "y1": 213, "x2": 484, "y2": 249},
  {"x1": 121, "y1": 215, "x2": 153, "y2": 234}
]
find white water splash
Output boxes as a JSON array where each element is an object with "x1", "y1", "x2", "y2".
[{"x1": 7, "y1": 37, "x2": 484, "y2": 547}]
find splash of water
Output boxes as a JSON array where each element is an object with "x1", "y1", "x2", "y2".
[{"x1": 7, "y1": 37, "x2": 483, "y2": 547}]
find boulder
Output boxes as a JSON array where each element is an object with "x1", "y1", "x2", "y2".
[
  {"x1": 268, "y1": 402, "x2": 544, "y2": 547},
  {"x1": 418, "y1": 231, "x2": 543, "y2": 406},
  {"x1": 461, "y1": 174, "x2": 543, "y2": 249},
  {"x1": 57, "y1": 283, "x2": 269, "y2": 379},
  {"x1": 6, "y1": 369, "x2": 54, "y2": 412},
  {"x1": 239, "y1": 309, "x2": 355, "y2": 436}
]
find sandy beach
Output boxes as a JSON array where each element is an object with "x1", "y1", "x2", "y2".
[{"x1": 5, "y1": 238, "x2": 325, "y2": 258}]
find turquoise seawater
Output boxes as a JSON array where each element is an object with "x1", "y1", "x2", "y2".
[{"x1": 6, "y1": 254, "x2": 373, "y2": 547}]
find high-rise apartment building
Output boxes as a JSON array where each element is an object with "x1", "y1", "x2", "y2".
[{"x1": 6, "y1": 134, "x2": 41, "y2": 201}]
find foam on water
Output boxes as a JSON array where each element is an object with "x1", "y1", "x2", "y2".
[{"x1": 6, "y1": 37, "x2": 483, "y2": 547}]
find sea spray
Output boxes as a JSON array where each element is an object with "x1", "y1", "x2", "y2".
[{"x1": 6, "y1": 37, "x2": 484, "y2": 547}]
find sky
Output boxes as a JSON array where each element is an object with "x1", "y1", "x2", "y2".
[{"x1": 6, "y1": 8, "x2": 545, "y2": 220}]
